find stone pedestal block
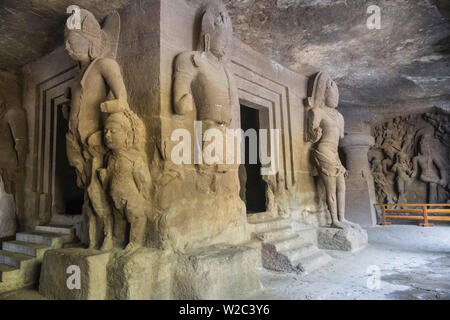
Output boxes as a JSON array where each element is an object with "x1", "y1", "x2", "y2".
[
  {"x1": 318, "y1": 227, "x2": 368, "y2": 252},
  {"x1": 38, "y1": 244, "x2": 261, "y2": 300},
  {"x1": 173, "y1": 244, "x2": 262, "y2": 299},
  {"x1": 39, "y1": 249, "x2": 112, "y2": 300}
]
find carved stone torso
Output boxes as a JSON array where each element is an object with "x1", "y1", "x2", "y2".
[
  {"x1": 318, "y1": 107, "x2": 344, "y2": 147},
  {"x1": 69, "y1": 59, "x2": 108, "y2": 145},
  {"x1": 191, "y1": 53, "x2": 232, "y2": 125}
]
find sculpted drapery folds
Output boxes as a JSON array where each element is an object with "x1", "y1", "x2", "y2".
[
  {"x1": 306, "y1": 72, "x2": 358, "y2": 230},
  {"x1": 0, "y1": 90, "x2": 28, "y2": 229},
  {"x1": 64, "y1": 9, "x2": 130, "y2": 250},
  {"x1": 172, "y1": 1, "x2": 239, "y2": 172}
]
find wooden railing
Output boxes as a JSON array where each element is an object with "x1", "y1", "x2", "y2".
[{"x1": 374, "y1": 204, "x2": 450, "y2": 227}]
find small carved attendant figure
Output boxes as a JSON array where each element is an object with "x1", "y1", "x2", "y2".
[
  {"x1": 99, "y1": 110, "x2": 151, "y2": 251},
  {"x1": 64, "y1": 9, "x2": 129, "y2": 250},
  {"x1": 0, "y1": 90, "x2": 28, "y2": 229},
  {"x1": 391, "y1": 152, "x2": 412, "y2": 204},
  {"x1": 306, "y1": 72, "x2": 357, "y2": 229},
  {"x1": 173, "y1": 1, "x2": 238, "y2": 171},
  {"x1": 412, "y1": 135, "x2": 448, "y2": 203}
]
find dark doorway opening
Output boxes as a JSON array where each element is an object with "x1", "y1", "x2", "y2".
[
  {"x1": 239, "y1": 105, "x2": 267, "y2": 213},
  {"x1": 54, "y1": 104, "x2": 84, "y2": 215}
]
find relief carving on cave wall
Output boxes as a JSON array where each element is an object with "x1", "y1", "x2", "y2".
[
  {"x1": 0, "y1": 87, "x2": 28, "y2": 230},
  {"x1": 369, "y1": 111, "x2": 449, "y2": 204}
]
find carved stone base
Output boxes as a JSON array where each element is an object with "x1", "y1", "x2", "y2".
[
  {"x1": 38, "y1": 244, "x2": 261, "y2": 300},
  {"x1": 173, "y1": 244, "x2": 262, "y2": 299},
  {"x1": 39, "y1": 249, "x2": 113, "y2": 300},
  {"x1": 318, "y1": 226, "x2": 368, "y2": 252}
]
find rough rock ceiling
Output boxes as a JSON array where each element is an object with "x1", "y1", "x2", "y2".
[
  {"x1": 225, "y1": 0, "x2": 450, "y2": 110},
  {"x1": 0, "y1": 0, "x2": 133, "y2": 71},
  {"x1": 1, "y1": 0, "x2": 449, "y2": 111}
]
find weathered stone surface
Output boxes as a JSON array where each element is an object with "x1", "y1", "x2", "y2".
[
  {"x1": 39, "y1": 248, "x2": 112, "y2": 300},
  {"x1": 318, "y1": 226, "x2": 368, "y2": 252},
  {"x1": 38, "y1": 244, "x2": 261, "y2": 300},
  {"x1": 0, "y1": 179, "x2": 16, "y2": 239},
  {"x1": 173, "y1": 244, "x2": 262, "y2": 300}
]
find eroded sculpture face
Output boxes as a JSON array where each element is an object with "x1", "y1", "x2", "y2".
[
  {"x1": 65, "y1": 32, "x2": 91, "y2": 63},
  {"x1": 201, "y1": 4, "x2": 233, "y2": 59},
  {"x1": 64, "y1": 9, "x2": 104, "y2": 63},
  {"x1": 325, "y1": 80, "x2": 339, "y2": 109},
  {"x1": 104, "y1": 116, "x2": 130, "y2": 151}
]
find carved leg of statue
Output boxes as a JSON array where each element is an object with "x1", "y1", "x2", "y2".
[
  {"x1": 88, "y1": 175, "x2": 114, "y2": 251},
  {"x1": 125, "y1": 217, "x2": 146, "y2": 251},
  {"x1": 124, "y1": 203, "x2": 146, "y2": 251},
  {"x1": 86, "y1": 199, "x2": 98, "y2": 250},
  {"x1": 321, "y1": 175, "x2": 345, "y2": 229},
  {"x1": 428, "y1": 182, "x2": 438, "y2": 203},
  {"x1": 14, "y1": 181, "x2": 26, "y2": 230},
  {"x1": 336, "y1": 174, "x2": 358, "y2": 229}
]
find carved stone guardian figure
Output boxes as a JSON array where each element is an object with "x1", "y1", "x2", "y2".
[
  {"x1": 412, "y1": 134, "x2": 448, "y2": 203},
  {"x1": 99, "y1": 109, "x2": 151, "y2": 251},
  {"x1": 0, "y1": 90, "x2": 28, "y2": 229},
  {"x1": 306, "y1": 72, "x2": 357, "y2": 229},
  {"x1": 173, "y1": 1, "x2": 238, "y2": 173},
  {"x1": 64, "y1": 9, "x2": 129, "y2": 250}
]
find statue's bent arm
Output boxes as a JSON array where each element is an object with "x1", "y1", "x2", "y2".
[
  {"x1": 6, "y1": 108, "x2": 28, "y2": 168},
  {"x1": 307, "y1": 108, "x2": 323, "y2": 143},
  {"x1": 98, "y1": 58, "x2": 129, "y2": 111},
  {"x1": 173, "y1": 52, "x2": 197, "y2": 115}
]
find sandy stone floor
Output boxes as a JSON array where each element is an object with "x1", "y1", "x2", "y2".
[
  {"x1": 246, "y1": 224, "x2": 450, "y2": 300},
  {"x1": 1, "y1": 224, "x2": 449, "y2": 300}
]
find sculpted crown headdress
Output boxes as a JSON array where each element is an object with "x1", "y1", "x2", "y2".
[
  {"x1": 307, "y1": 71, "x2": 335, "y2": 109},
  {"x1": 199, "y1": 1, "x2": 233, "y2": 50},
  {"x1": 65, "y1": 9, "x2": 121, "y2": 60}
]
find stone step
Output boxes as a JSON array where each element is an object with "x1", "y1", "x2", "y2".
[
  {"x1": 2, "y1": 241, "x2": 49, "y2": 258},
  {"x1": 35, "y1": 225, "x2": 74, "y2": 235},
  {"x1": 248, "y1": 216, "x2": 291, "y2": 233},
  {"x1": 280, "y1": 243, "x2": 318, "y2": 262},
  {"x1": 0, "y1": 250, "x2": 35, "y2": 269},
  {"x1": 295, "y1": 227, "x2": 318, "y2": 244},
  {"x1": 268, "y1": 234, "x2": 301, "y2": 251},
  {"x1": 16, "y1": 231, "x2": 72, "y2": 247},
  {"x1": 257, "y1": 226, "x2": 293, "y2": 242},
  {"x1": 293, "y1": 250, "x2": 332, "y2": 273},
  {"x1": 0, "y1": 264, "x2": 20, "y2": 282}
]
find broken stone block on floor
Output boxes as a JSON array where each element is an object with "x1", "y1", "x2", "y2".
[{"x1": 318, "y1": 226, "x2": 368, "y2": 252}]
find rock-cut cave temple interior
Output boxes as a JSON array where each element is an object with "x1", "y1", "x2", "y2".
[{"x1": 0, "y1": 0, "x2": 449, "y2": 301}]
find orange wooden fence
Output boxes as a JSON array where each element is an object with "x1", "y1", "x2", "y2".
[{"x1": 374, "y1": 204, "x2": 450, "y2": 227}]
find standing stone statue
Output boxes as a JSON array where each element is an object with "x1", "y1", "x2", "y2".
[
  {"x1": 412, "y1": 134, "x2": 448, "y2": 203},
  {"x1": 98, "y1": 109, "x2": 151, "y2": 251},
  {"x1": 173, "y1": 1, "x2": 238, "y2": 172},
  {"x1": 0, "y1": 90, "x2": 28, "y2": 230},
  {"x1": 64, "y1": 9, "x2": 129, "y2": 250},
  {"x1": 306, "y1": 72, "x2": 357, "y2": 229},
  {"x1": 391, "y1": 151, "x2": 413, "y2": 204}
]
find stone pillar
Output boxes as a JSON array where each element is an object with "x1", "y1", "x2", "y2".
[{"x1": 341, "y1": 133, "x2": 377, "y2": 226}]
